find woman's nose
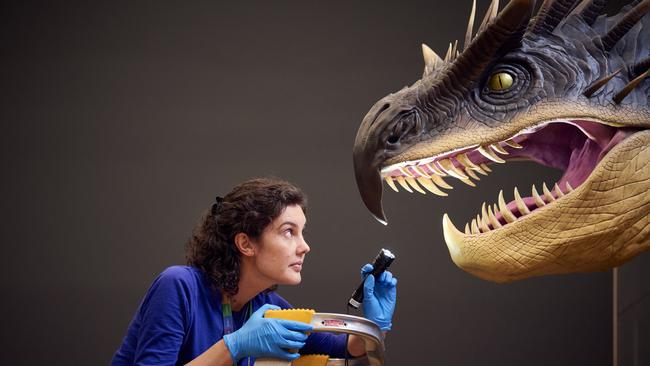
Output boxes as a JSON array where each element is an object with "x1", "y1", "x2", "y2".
[{"x1": 299, "y1": 238, "x2": 310, "y2": 254}]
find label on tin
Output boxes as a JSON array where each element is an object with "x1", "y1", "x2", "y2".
[{"x1": 322, "y1": 319, "x2": 346, "y2": 327}]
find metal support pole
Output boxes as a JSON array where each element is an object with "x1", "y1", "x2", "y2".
[{"x1": 613, "y1": 267, "x2": 618, "y2": 366}]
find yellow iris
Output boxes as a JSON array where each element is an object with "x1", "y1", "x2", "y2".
[{"x1": 488, "y1": 72, "x2": 514, "y2": 91}]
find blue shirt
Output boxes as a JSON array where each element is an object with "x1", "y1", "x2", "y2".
[{"x1": 112, "y1": 266, "x2": 346, "y2": 365}]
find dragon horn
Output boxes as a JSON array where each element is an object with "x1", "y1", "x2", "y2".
[
  {"x1": 599, "y1": 0, "x2": 650, "y2": 52},
  {"x1": 613, "y1": 69, "x2": 650, "y2": 104},
  {"x1": 527, "y1": 0, "x2": 581, "y2": 36},
  {"x1": 632, "y1": 55, "x2": 650, "y2": 78},
  {"x1": 571, "y1": 0, "x2": 607, "y2": 26},
  {"x1": 583, "y1": 68, "x2": 622, "y2": 98},
  {"x1": 436, "y1": 0, "x2": 534, "y2": 92}
]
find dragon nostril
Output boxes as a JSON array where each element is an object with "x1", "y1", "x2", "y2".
[
  {"x1": 387, "y1": 122, "x2": 405, "y2": 146},
  {"x1": 384, "y1": 109, "x2": 420, "y2": 148},
  {"x1": 387, "y1": 134, "x2": 400, "y2": 144}
]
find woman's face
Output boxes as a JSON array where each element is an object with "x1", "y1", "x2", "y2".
[{"x1": 251, "y1": 204, "x2": 311, "y2": 286}]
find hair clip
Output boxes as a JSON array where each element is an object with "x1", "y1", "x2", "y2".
[{"x1": 211, "y1": 196, "x2": 224, "y2": 215}]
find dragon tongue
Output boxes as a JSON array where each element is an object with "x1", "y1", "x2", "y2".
[
  {"x1": 571, "y1": 120, "x2": 618, "y2": 148},
  {"x1": 560, "y1": 137, "x2": 601, "y2": 189}
]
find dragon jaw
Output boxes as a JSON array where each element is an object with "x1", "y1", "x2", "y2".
[{"x1": 352, "y1": 0, "x2": 650, "y2": 282}]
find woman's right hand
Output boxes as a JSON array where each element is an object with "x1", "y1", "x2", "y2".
[{"x1": 222, "y1": 304, "x2": 313, "y2": 362}]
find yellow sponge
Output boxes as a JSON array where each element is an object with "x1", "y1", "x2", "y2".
[
  {"x1": 264, "y1": 308, "x2": 315, "y2": 324},
  {"x1": 292, "y1": 354, "x2": 329, "y2": 366}
]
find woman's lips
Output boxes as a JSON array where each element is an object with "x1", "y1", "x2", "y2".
[{"x1": 290, "y1": 262, "x2": 303, "y2": 271}]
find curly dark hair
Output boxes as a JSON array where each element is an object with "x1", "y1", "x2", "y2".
[{"x1": 185, "y1": 177, "x2": 307, "y2": 296}]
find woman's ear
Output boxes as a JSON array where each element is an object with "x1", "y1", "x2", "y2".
[{"x1": 234, "y1": 232, "x2": 256, "y2": 257}]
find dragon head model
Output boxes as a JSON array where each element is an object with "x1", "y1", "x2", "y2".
[{"x1": 353, "y1": 0, "x2": 650, "y2": 282}]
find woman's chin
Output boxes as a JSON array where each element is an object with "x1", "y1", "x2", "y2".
[{"x1": 281, "y1": 273, "x2": 302, "y2": 286}]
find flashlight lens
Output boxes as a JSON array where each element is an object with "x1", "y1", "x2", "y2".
[{"x1": 381, "y1": 249, "x2": 395, "y2": 259}]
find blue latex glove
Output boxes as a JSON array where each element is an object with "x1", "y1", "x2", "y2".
[
  {"x1": 361, "y1": 263, "x2": 397, "y2": 331},
  {"x1": 223, "y1": 303, "x2": 313, "y2": 362}
]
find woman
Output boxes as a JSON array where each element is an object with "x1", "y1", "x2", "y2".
[{"x1": 111, "y1": 178, "x2": 397, "y2": 365}]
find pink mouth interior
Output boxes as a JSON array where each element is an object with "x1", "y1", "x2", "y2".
[
  {"x1": 387, "y1": 120, "x2": 641, "y2": 227},
  {"x1": 484, "y1": 121, "x2": 638, "y2": 225}
]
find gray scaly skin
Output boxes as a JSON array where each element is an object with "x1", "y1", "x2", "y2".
[{"x1": 353, "y1": 0, "x2": 650, "y2": 282}]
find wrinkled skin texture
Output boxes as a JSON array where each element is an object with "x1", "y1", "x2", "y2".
[{"x1": 353, "y1": 0, "x2": 650, "y2": 282}]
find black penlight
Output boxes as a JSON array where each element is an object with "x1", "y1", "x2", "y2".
[{"x1": 348, "y1": 248, "x2": 396, "y2": 309}]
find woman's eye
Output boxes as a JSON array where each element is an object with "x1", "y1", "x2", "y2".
[
  {"x1": 488, "y1": 71, "x2": 514, "y2": 91},
  {"x1": 284, "y1": 229, "x2": 293, "y2": 237}
]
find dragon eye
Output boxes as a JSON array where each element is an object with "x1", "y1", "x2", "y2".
[{"x1": 488, "y1": 72, "x2": 514, "y2": 91}]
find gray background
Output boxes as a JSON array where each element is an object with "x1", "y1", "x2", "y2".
[{"x1": 2, "y1": 0, "x2": 645, "y2": 365}]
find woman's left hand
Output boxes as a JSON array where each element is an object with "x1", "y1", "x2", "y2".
[{"x1": 360, "y1": 264, "x2": 397, "y2": 331}]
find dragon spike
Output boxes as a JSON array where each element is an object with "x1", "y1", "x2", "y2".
[
  {"x1": 599, "y1": 0, "x2": 650, "y2": 52},
  {"x1": 478, "y1": 0, "x2": 500, "y2": 33},
  {"x1": 422, "y1": 43, "x2": 443, "y2": 76},
  {"x1": 449, "y1": 40, "x2": 458, "y2": 62},
  {"x1": 631, "y1": 55, "x2": 650, "y2": 78},
  {"x1": 527, "y1": 0, "x2": 581, "y2": 36},
  {"x1": 464, "y1": 0, "x2": 477, "y2": 50},
  {"x1": 583, "y1": 68, "x2": 622, "y2": 97},
  {"x1": 571, "y1": 0, "x2": 607, "y2": 26},
  {"x1": 432, "y1": 0, "x2": 534, "y2": 96},
  {"x1": 451, "y1": 40, "x2": 459, "y2": 61},
  {"x1": 444, "y1": 42, "x2": 453, "y2": 63},
  {"x1": 613, "y1": 69, "x2": 650, "y2": 104}
]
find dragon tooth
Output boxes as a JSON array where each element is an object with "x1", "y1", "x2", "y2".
[
  {"x1": 477, "y1": 214, "x2": 490, "y2": 232},
  {"x1": 430, "y1": 174, "x2": 454, "y2": 189},
  {"x1": 437, "y1": 159, "x2": 469, "y2": 179},
  {"x1": 504, "y1": 139, "x2": 523, "y2": 149},
  {"x1": 416, "y1": 177, "x2": 448, "y2": 196},
  {"x1": 456, "y1": 152, "x2": 479, "y2": 169},
  {"x1": 473, "y1": 166, "x2": 489, "y2": 176},
  {"x1": 471, "y1": 219, "x2": 480, "y2": 234},
  {"x1": 459, "y1": 177, "x2": 477, "y2": 187},
  {"x1": 513, "y1": 187, "x2": 531, "y2": 215},
  {"x1": 542, "y1": 182, "x2": 556, "y2": 202},
  {"x1": 398, "y1": 166, "x2": 415, "y2": 177},
  {"x1": 481, "y1": 202, "x2": 489, "y2": 224},
  {"x1": 405, "y1": 177, "x2": 426, "y2": 194},
  {"x1": 443, "y1": 214, "x2": 465, "y2": 257},
  {"x1": 490, "y1": 143, "x2": 509, "y2": 155},
  {"x1": 477, "y1": 146, "x2": 506, "y2": 163},
  {"x1": 395, "y1": 176, "x2": 413, "y2": 193},
  {"x1": 480, "y1": 163, "x2": 492, "y2": 172},
  {"x1": 498, "y1": 190, "x2": 517, "y2": 223},
  {"x1": 464, "y1": 222, "x2": 470, "y2": 235},
  {"x1": 426, "y1": 162, "x2": 447, "y2": 176},
  {"x1": 566, "y1": 182, "x2": 574, "y2": 192},
  {"x1": 412, "y1": 165, "x2": 431, "y2": 178},
  {"x1": 532, "y1": 184, "x2": 545, "y2": 207},
  {"x1": 385, "y1": 176, "x2": 399, "y2": 192},
  {"x1": 465, "y1": 167, "x2": 481, "y2": 180},
  {"x1": 554, "y1": 183, "x2": 565, "y2": 197},
  {"x1": 487, "y1": 204, "x2": 502, "y2": 228}
]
